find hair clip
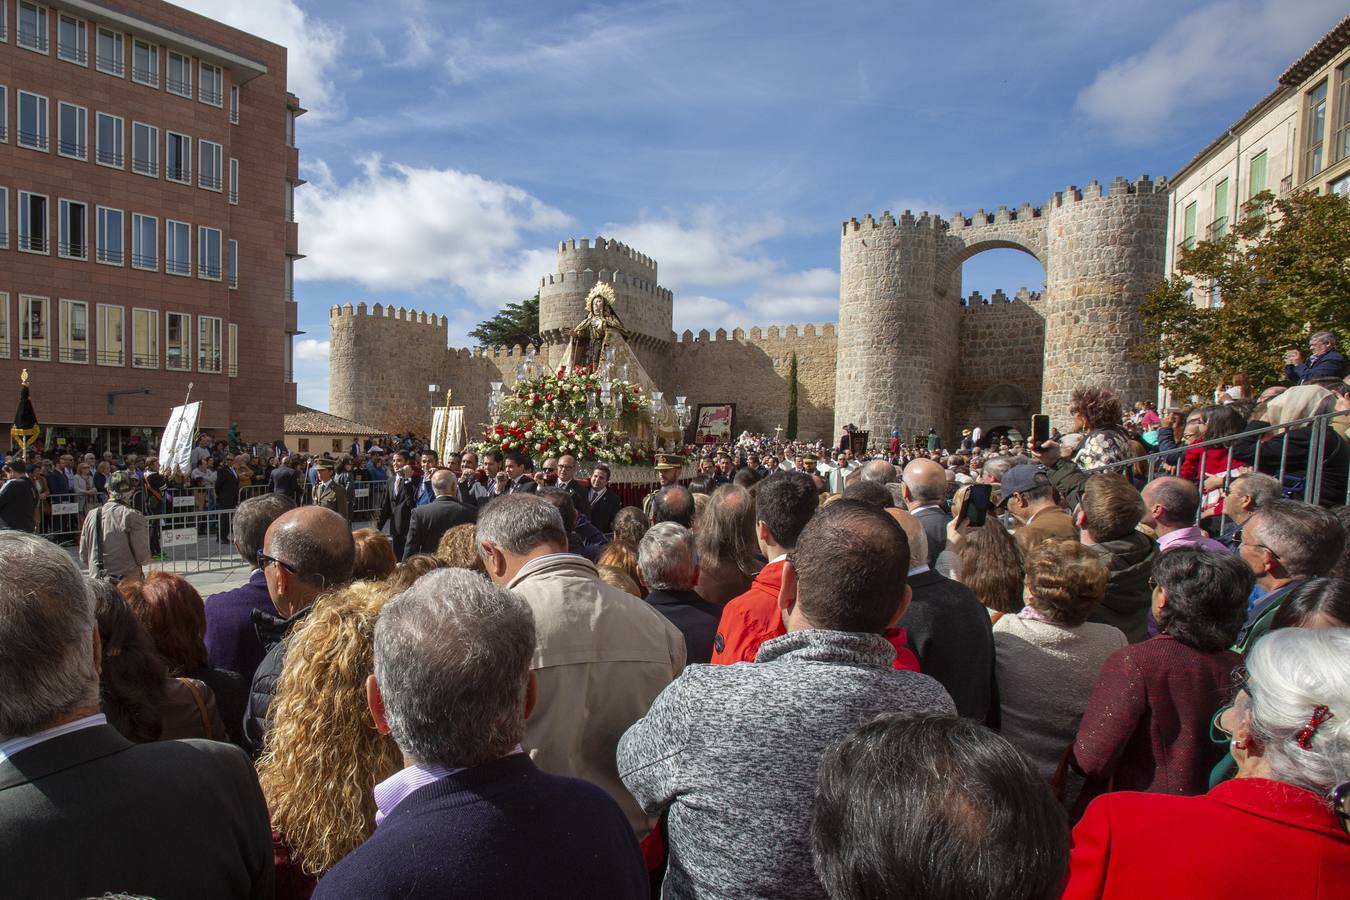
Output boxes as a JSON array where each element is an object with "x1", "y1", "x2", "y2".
[{"x1": 1295, "y1": 705, "x2": 1334, "y2": 751}]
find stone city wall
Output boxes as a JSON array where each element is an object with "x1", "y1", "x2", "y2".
[
  {"x1": 329, "y1": 303, "x2": 452, "y2": 433},
  {"x1": 951, "y1": 289, "x2": 1046, "y2": 444}
]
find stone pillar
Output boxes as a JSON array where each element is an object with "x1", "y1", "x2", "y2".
[{"x1": 1042, "y1": 177, "x2": 1168, "y2": 428}]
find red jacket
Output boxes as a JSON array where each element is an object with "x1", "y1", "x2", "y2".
[
  {"x1": 1063, "y1": 778, "x2": 1350, "y2": 899},
  {"x1": 710, "y1": 559, "x2": 920, "y2": 671}
]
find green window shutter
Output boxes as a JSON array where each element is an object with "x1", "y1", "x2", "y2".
[
  {"x1": 1183, "y1": 201, "x2": 1197, "y2": 249},
  {"x1": 1212, "y1": 179, "x2": 1229, "y2": 237},
  {"x1": 1249, "y1": 151, "x2": 1267, "y2": 197}
]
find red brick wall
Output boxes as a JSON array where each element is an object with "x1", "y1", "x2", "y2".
[{"x1": 0, "y1": 0, "x2": 295, "y2": 443}]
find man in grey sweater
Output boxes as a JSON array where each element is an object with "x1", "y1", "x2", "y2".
[{"x1": 618, "y1": 501, "x2": 956, "y2": 900}]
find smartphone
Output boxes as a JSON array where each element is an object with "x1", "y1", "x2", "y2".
[
  {"x1": 963, "y1": 484, "x2": 992, "y2": 528},
  {"x1": 1031, "y1": 414, "x2": 1050, "y2": 448}
]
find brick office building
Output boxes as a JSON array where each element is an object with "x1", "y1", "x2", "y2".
[{"x1": 0, "y1": 0, "x2": 301, "y2": 454}]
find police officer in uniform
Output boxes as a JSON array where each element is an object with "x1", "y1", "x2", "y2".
[
  {"x1": 643, "y1": 452, "x2": 684, "y2": 517},
  {"x1": 312, "y1": 458, "x2": 350, "y2": 520}
]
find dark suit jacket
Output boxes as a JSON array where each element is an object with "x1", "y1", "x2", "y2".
[
  {"x1": 558, "y1": 478, "x2": 591, "y2": 516},
  {"x1": 269, "y1": 465, "x2": 299, "y2": 502},
  {"x1": 0, "y1": 477, "x2": 39, "y2": 531},
  {"x1": 912, "y1": 505, "x2": 950, "y2": 568},
  {"x1": 587, "y1": 487, "x2": 622, "y2": 533},
  {"x1": 216, "y1": 464, "x2": 240, "y2": 509},
  {"x1": 0, "y1": 723, "x2": 274, "y2": 899},
  {"x1": 1286, "y1": 349, "x2": 1347, "y2": 385},
  {"x1": 510, "y1": 475, "x2": 538, "y2": 494},
  {"x1": 403, "y1": 495, "x2": 477, "y2": 560},
  {"x1": 644, "y1": 588, "x2": 723, "y2": 665},
  {"x1": 313, "y1": 754, "x2": 646, "y2": 900},
  {"x1": 378, "y1": 476, "x2": 417, "y2": 537},
  {"x1": 901, "y1": 569, "x2": 996, "y2": 722}
]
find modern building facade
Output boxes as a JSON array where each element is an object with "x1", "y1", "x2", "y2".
[{"x1": 0, "y1": 0, "x2": 300, "y2": 453}]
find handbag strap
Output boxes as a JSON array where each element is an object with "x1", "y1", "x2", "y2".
[
  {"x1": 177, "y1": 677, "x2": 213, "y2": 737},
  {"x1": 93, "y1": 507, "x2": 106, "y2": 577}
]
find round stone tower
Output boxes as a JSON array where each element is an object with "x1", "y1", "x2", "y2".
[
  {"x1": 835, "y1": 211, "x2": 963, "y2": 443},
  {"x1": 537, "y1": 237, "x2": 674, "y2": 383},
  {"x1": 1042, "y1": 176, "x2": 1168, "y2": 427}
]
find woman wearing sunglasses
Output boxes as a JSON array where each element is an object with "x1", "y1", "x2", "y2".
[{"x1": 1063, "y1": 627, "x2": 1350, "y2": 898}]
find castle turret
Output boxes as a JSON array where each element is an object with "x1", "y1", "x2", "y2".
[{"x1": 329, "y1": 303, "x2": 450, "y2": 430}]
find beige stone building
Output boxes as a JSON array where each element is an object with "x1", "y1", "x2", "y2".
[{"x1": 284, "y1": 405, "x2": 381, "y2": 456}]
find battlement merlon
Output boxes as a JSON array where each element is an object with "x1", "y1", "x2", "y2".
[
  {"x1": 672, "y1": 322, "x2": 838, "y2": 345},
  {"x1": 556, "y1": 236, "x2": 658, "y2": 281},
  {"x1": 1049, "y1": 175, "x2": 1167, "y2": 208},
  {"x1": 538, "y1": 269, "x2": 673, "y2": 302},
  {"x1": 960, "y1": 288, "x2": 1043, "y2": 308},
  {"x1": 329, "y1": 302, "x2": 449, "y2": 327},
  {"x1": 842, "y1": 210, "x2": 946, "y2": 236}
]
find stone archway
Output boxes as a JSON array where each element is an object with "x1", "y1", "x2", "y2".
[{"x1": 978, "y1": 383, "x2": 1031, "y2": 440}]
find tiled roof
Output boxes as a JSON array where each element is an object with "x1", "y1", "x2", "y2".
[
  {"x1": 1279, "y1": 14, "x2": 1350, "y2": 85},
  {"x1": 284, "y1": 405, "x2": 383, "y2": 436}
]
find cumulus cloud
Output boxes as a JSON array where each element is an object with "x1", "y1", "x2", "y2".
[
  {"x1": 1075, "y1": 0, "x2": 1346, "y2": 143},
  {"x1": 296, "y1": 155, "x2": 573, "y2": 303},
  {"x1": 294, "y1": 338, "x2": 330, "y2": 362},
  {"x1": 601, "y1": 209, "x2": 785, "y2": 290},
  {"x1": 745, "y1": 268, "x2": 839, "y2": 323},
  {"x1": 168, "y1": 0, "x2": 345, "y2": 120}
]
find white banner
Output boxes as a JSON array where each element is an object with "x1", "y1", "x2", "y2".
[
  {"x1": 431, "y1": 406, "x2": 467, "y2": 462},
  {"x1": 172, "y1": 495, "x2": 197, "y2": 508},
  {"x1": 49, "y1": 502, "x2": 79, "y2": 515},
  {"x1": 354, "y1": 487, "x2": 371, "y2": 498},
  {"x1": 161, "y1": 528, "x2": 198, "y2": 547},
  {"x1": 158, "y1": 401, "x2": 202, "y2": 477}
]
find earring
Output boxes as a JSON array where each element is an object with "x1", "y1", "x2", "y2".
[{"x1": 1233, "y1": 740, "x2": 1247, "y2": 750}]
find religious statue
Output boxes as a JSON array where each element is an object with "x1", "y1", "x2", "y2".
[{"x1": 569, "y1": 283, "x2": 627, "y2": 371}]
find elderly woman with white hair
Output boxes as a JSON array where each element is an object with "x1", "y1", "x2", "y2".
[
  {"x1": 1231, "y1": 384, "x2": 1350, "y2": 505},
  {"x1": 1063, "y1": 627, "x2": 1350, "y2": 898}
]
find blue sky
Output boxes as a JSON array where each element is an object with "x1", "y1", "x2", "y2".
[{"x1": 173, "y1": 0, "x2": 1348, "y2": 411}]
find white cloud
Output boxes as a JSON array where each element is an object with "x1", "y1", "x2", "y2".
[
  {"x1": 168, "y1": 0, "x2": 345, "y2": 120},
  {"x1": 296, "y1": 155, "x2": 573, "y2": 303},
  {"x1": 601, "y1": 209, "x2": 785, "y2": 290},
  {"x1": 1075, "y1": 0, "x2": 1346, "y2": 143},
  {"x1": 745, "y1": 268, "x2": 839, "y2": 323},
  {"x1": 294, "y1": 338, "x2": 330, "y2": 362},
  {"x1": 672, "y1": 295, "x2": 742, "y2": 336}
]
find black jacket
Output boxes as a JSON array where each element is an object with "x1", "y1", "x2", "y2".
[
  {"x1": 0, "y1": 477, "x2": 39, "y2": 531},
  {"x1": 1230, "y1": 419, "x2": 1350, "y2": 506},
  {"x1": 1286, "y1": 349, "x2": 1347, "y2": 385},
  {"x1": 378, "y1": 475, "x2": 418, "y2": 537},
  {"x1": 269, "y1": 465, "x2": 300, "y2": 502},
  {"x1": 557, "y1": 479, "x2": 592, "y2": 516},
  {"x1": 912, "y1": 506, "x2": 950, "y2": 568},
  {"x1": 510, "y1": 475, "x2": 538, "y2": 494},
  {"x1": 643, "y1": 588, "x2": 722, "y2": 665},
  {"x1": 901, "y1": 569, "x2": 997, "y2": 723},
  {"x1": 587, "y1": 488, "x2": 622, "y2": 533},
  {"x1": 403, "y1": 495, "x2": 477, "y2": 560},
  {"x1": 215, "y1": 465, "x2": 240, "y2": 509},
  {"x1": 242, "y1": 604, "x2": 312, "y2": 757}
]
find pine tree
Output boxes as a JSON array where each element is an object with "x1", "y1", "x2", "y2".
[
  {"x1": 786, "y1": 352, "x2": 799, "y2": 440},
  {"x1": 469, "y1": 294, "x2": 542, "y2": 349}
]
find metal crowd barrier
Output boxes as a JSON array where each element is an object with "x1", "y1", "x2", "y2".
[{"x1": 145, "y1": 507, "x2": 241, "y2": 575}]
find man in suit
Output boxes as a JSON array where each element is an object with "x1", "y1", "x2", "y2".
[
  {"x1": 414, "y1": 451, "x2": 440, "y2": 506},
  {"x1": 504, "y1": 451, "x2": 538, "y2": 494},
  {"x1": 312, "y1": 569, "x2": 647, "y2": 899},
  {"x1": 403, "y1": 470, "x2": 477, "y2": 560},
  {"x1": 0, "y1": 462, "x2": 40, "y2": 532},
  {"x1": 378, "y1": 452, "x2": 417, "y2": 559},
  {"x1": 637, "y1": 522, "x2": 721, "y2": 664},
  {"x1": 1284, "y1": 330, "x2": 1347, "y2": 384},
  {"x1": 555, "y1": 454, "x2": 591, "y2": 517},
  {"x1": 270, "y1": 454, "x2": 301, "y2": 504},
  {"x1": 0, "y1": 531, "x2": 274, "y2": 898},
  {"x1": 215, "y1": 454, "x2": 241, "y2": 540},
  {"x1": 587, "y1": 464, "x2": 622, "y2": 533},
  {"x1": 459, "y1": 450, "x2": 494, "y2": 506},
  {"x1": 901, "y1": 458, "x2": 951, "y2": 568}
]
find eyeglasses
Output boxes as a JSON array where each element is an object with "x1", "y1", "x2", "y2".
[
  {"x1": 543, "y1": 466, "x2": 557, "y2": 473},
  {"x1": 1240, "y1": 538, "x2": 1281, "y2": 562},
  {"x1": 257, "y1": 551, "x2": 298, "y2": 575}
]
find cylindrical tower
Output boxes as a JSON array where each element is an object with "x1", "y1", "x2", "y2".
[
  {"x1": 1042, "y1": 176, "x2": 1168, "y2": 428},
  {"x1": 835, "y1": 211, "x2": 962, "y2": 445},
  {"x1": 537, "y1": 236, "x2": 673, "y2": 383},
  {"x1": 328, "y1": 302, "x2": 449, "y2": 431}
]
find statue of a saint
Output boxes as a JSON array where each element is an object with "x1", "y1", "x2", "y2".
[{"x1": 570, "y1": 284, "x2": 627, "y2": 371}]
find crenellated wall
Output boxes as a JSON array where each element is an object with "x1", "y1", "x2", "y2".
[
  {"x1": 329, "y1": 302, "x2": 453, "y2": 432},
  {"x1": 952, "y1": 289, "x2": 1046, "y2": 438}
]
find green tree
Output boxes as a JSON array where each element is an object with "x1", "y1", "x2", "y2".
[
  {"x1": 1137, "y1": 190, "x2": 1350, "y2": 401},
  {"x1": 786, "y1": 352, "x2": 799, "y2": 440},
  {"x1": 470, "y1": 293, "x2": 542, "y2": 349}
]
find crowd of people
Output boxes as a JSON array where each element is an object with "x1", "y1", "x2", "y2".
[{"x1": 3, "y1": 374, "x2": 1350, "y2": 898}]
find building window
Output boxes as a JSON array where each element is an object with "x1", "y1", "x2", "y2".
[
  {"x1": 227, "y1": 239, "x2": 239, "y2": 288},
  {"x1": 198, "y1": 140, "x2": 223, "y2": 191},
  {"x1": 166, "y1": 220, "x2": 191, "y2": 276},
  {"x1": 132, "y1": 38, "x2": 158, "y2": 87},
  {"x1": 228, "y1": 158, "x2": 239, "y2": 204},
  {"x1": 17, "y1": 1, "x2": 47, "y2": 53},
  {"x1": 165, "y1": 131, "x2": 191, "y2": 183},
  {"x1": 95, "y1": 27, "x2": 123, "y2": 76},
  {"x1": 58, "y1": 298, "x2": 85, "y2": 363},
  {"x1": 56, "y1": 101, "x2": 86, "y2": 159},
  {"x1": 1209, "y1": 179, "x2": 1229, "y2": 239},
  {"x1": 197, "y1": 226, "x2": 222, "y2": 280},
  {"x1": 285, "y1": 258, "x2": 295, "y2": 300},
  {"x1": 96, "y1": 112, "x2": 123, "y2": 167},
  {"x1": 229, "y1": 85, "x2": 240, "y2": 124},
  {"x1": 198, "y1": 316, "x2": 222, "y2": 373},
  {"x1": 131, "y1": 212, "x2": 157, "y2": 270},
  {"x1": 1181, "y1": 200, "x2": 1197, "y2": 251},
  {"x1": 285, "y1": 182, "x2": 295, "y2": 222},
  {"x1": 0, "y1": 186, "x2": 8, "y2": 248},
  {"x1": 0, "y1": 85, "x2": 7, "y2": 142},
  {"x1": 166, "y1": 50, "x2": 192, "y2": 97},
  {"x1": 132, "y1": 307, "x2": 158, "y2": 368},
  {"x1": 57, "y1": 199, "x2": 87, "y2": 259},
  {"x1": 17, "y1": 90, "x2": 49, "y2": 151},
  {"x1": 199, "y1": 62, "x2": 223, "y2": 106},
  {"x1": 56, "y1": 13, "x2": 84, "y2": 64},
  {"x1": 0, "y1": 294, "x2": 9, "y2": 359},
  {"x1": 1248, "y1": 150, "x2": 1268, "y2": 202},
  {"x1": 1337, "y1": 61, "x2": 1350, "y2": 164},
  {"x1": 1306, "y1": 80, "x2": 1328, "y2": 180},
  {"x1": 166, "y1": 312, "x2": 191, "y2": 371},
  {"x1": 228, "y1": 323, "x2": 238, "y2": 377},
  {"x1": 132, "y1": 121, "x2": 158, "y2": 176},
  {"x1": 286, "y1": 110, "x2": 296, "y2": 147},
  {"x1": 20, "y1": 295, "x2": 50, "y2": 360},
  {"x1": 297, "y1": 438, "x2": 310, "y2": 453},
  {"x1": 1332, "y1": 173, "x2": 1350, "y2": 196},
  {"x1": 97, "y1": 304, "x2": 124, "y2": 366},
  {"x1": 17, "y1": 191, "x2": 48, "y2": 254},
  {"x1": 96, "y1": 206, "x2": 123, "y2": 265}
]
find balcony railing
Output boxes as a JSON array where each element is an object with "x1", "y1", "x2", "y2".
[
  {"x1": 57, "y1": 138, "x2": 86, "y2": 158},
  {"x1": 200, "y1": 173, "x2": 222, "y2": 191},
  {"x1": 96, "y1": 349, "x2": 125, "y2": 366},
  {"x1": 228, "y1": 273, "x2": 239, "y2": 289},
  {"x1": 132, "y1": 157, "x2": 158, "y2": 176},
  {"x1": 97, "y1": 147, "x2": 124, "y2": 167},
  {"x1": 199, "y1": 355, "x2": 222, "y2": 374},
  {"x1": 132, "y1": 66, "x2": 158, "y2": 87},
  {"x1": 228, "y1": 189, "x2": 239, "y2": 204},
  {"x1": 0, "y1": 230, "x2": 8, "y2": 248},
  {"x1": 166, "y1": 77, "x2": 191, "y2": 97},
  {"x1": 97, "y1": 247, "x2": 124, "y2": 265},
  {"x1": 200, "y1": 87, "x2": 222, "y2": 106},
  {"x1": 20, "y1": 234, "x2": 47, "y2": 253},
  {"x1": 0, "y1": 124, "x2": 7, "y2": 142},
  {"x1": 18, "y1": 130, "x2": 50, "y2": 151},
  {"x1": 166, "y1": 166, "x2": 192, "y2": 184},
  {"x1": 97, "y1": 54, "x2": 124, "y2": 76},
  {"x1": 1207, "y1": 217, "x2": 1228, "y2": 239},
  {"x1": 229, "y1": 107, "x2": 240, "y2": 125},
  {"x1": 58, "y1": 43, "x2": 86, "y2": 64},
  {"x1": 18, "y1": 27, "x2": 49, "y2": 52},
  {"x1": 131, "y1": 252, "x2": 158, "y2": 270},
  {"x1": 133, "y1": 352, "x2": 157, "y2": 368},
  {"x1": 59, "y1": 347, "x2": 89, "y2": 364},
  {"x1": 19, "y1": 345, "x2": 51, "y2": 361},
  {"x1": 167, "y1": 259, "x2": 191, "y2": 276},
  {"x1": 198, "y1": 262, "x2": 222, "y2": 279},
  {"x1": 1280, "y1": 174, "x2": 1294, "y2": 197},
  {"x1": 58, "y1": 240, "x2": 87, "y2": 259}
]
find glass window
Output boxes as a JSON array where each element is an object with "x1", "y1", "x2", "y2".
[
  {"x1": 166, "y1": 131, "x2": 190, "y2": 183},
  {"x1": 20, "y1": 295, "x2": 50, "y2": 360},
  {"x1": 0, "y1": 293, "x2": 9, "y2": 359},
  {"x1": 17, "y1": 1, "x2": 47, "y2": 53},
  {"x1": 199, "y1": 62, "x2": 223, "y2": 106},
  {"x1": 0, "y1": 85, "x2": 7, "y2": 143},
  {"x1": 96, "y1": 27, "x2": 123, "y2": 76},
  {"x1": 166, "y1": 312, "x2": 190, "y2": 371},
  {"x1": 131, "y1": 213, "x2": 157, "y2": 270},
  {"x1": 57, "y1": 101, "x2": 86, "y2": 159},
  {"x1": 197, "y1": 226, "x2": 221, "y2": 280},
  {"x1": 17, "y1": 90, "x2": 48, "y2": 151},
  {"x1": 58, "y1": 298, "x2": 86, "y2": 363},
  {"x1": 57, "y1": 199, "x2": 87, "y2": 259},
  {"x1": 56, "y1": 13, "x2": 84, "y2": 64},
  {"x1": 97, "y1": 206, "x2": 123, "y2": 265},
  {"x1": 199, "y1": 140, "x2": 222, "y2": 191},
  {"x1": 198, "y1": 316, "x2": 222, "y2": 373},
  {"x1": 166, "y1": 50, "x2": 192, "y2": 97},
  {"x1": 1337, "y1": 62, "x2": 1350, "y2": 164},
  {"x1": 227, "y1": 239, "x2": 238, "y2": 288},
  {"x1": 132, "y1": 308, "x2": 158, "y2": 368},
  {"x1": 229, "y1": 85, "x2": 240, "y2": 124},
  {"x1": 228, "y1": 323, "x2": 238, "y2": 377},
  {"x1": 97, "y1": 304, "x2": 124, "y2": 366},
  {"x1": 17, "y1": 191, "x2": 47, "y2": 253},
  {"x1": 1306, "y1": 80, "x2": 1328, "y2": 179},
  {"x1": 132, "y1": 121, "x2": 158, "y2": 176},
  {"x1": 96, "y1": 112, "x2": 123, "y2": 167},
  {"x1": 1211, "y1": 179, "x2": 1229, "y2": 239},
  {"x1": 229, "y1": 158, "x2": 239, "y2": 204},
  {"x1": 166, "y1": 220, "x2": 190, "y2": 275},
  {"x1": 0, "y1": 186, "x2": 8, "y2": 249},
  {"x1": 132, "y1": 39, "x2": 158, "y2": 86}
]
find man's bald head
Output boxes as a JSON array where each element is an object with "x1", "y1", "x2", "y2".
[
  {"x1": 860, "y1": 459, "x2": 897, "y2": 484},
  {"x1": 1141, "y1": 476, "x2": 1200, "y2": 529},
  {"x1": 265, "y1": 506, "x2": 356, "y2": 593},
  {"x1": 430, "y1": 469, "x2": 458, "y2": 497},
  {"x1": 902, "y1": 458, "x2": 947, "y2": 506},
  {"x1": 886, "y1": 508, "x2": 929, "y2": 570}
]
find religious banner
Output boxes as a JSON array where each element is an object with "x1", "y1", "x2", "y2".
[
  {"x1": 694, "y1": 403, "x2": 735, "y2": 444},
  {"x1": 431, "y1": 405, "x2": 466, "y2": 462},
  {"x1": 159, "y1": 401, "x2": 201, "y2": 477}
]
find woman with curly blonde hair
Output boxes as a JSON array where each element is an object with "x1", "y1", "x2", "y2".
[
  {"x1": 256, "y1": 581, "x2": 402, "y2": 898},
  {"x1": 435, "y1": 523, "x2": 485, "y2": 572}
]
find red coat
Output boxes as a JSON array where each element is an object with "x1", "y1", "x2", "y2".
[
  {"x1": 710, "y1": 559, "x2": 920, "y2": 671},
  {"x1": 1063, "y1": 778, "x2": 1350, "y2": 899}
]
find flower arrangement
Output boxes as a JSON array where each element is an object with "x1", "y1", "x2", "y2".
[{"x1": 479, "y1": 365, "x2": 655, "y2": 465}]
